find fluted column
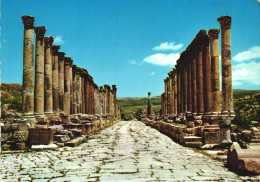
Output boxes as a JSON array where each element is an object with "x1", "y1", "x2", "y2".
[
  {"x1": 70, "y1": 64, "x2": 73, "y2": 115},
  {"x1": 196, "y1": 30, "x2": 206, "y2": 115},
  {"x1": 72, "y1": 65, "x2": 77, "y2": 115},
  {"x1": 64, "y1": 56, "x2": 73, "y2": 116},
  {"x1": 209, "y1": 29, "x2": 221, "y2": 115},
  {"x1": 21, "y1": 15, "x2": 36, "y2": 124},
  {"x1": 191, "y1": 46, "x2": 197, "y2": 114},
  {"x1": 218, "y1": 16, "x2": 234, "y2": 116},
  {"x1": 52, "y1": 45, "x2": 60, "y2": 117},
  {"x1": 81, "y1": 69, "x2": 85, "y2": 114},
  {"x1": 58, "y1": 52, "x2": 65, "y2": 115},
  {"x1": 173, "y1": 68, "x2": 178, "y2": 114},
  {"x1": 202, "y1": 35, "x2": 212, "y2": 115},
  {"x1": 183, "y1": 59, "x2": 188, "y2": 113},
  {"x1": 76, "y1": 67, "x2": 82, "y2": 115},
  {"x1": 176, "y1": 63, "x2": 181, "y2": 114},
  {"x1": 34, "y1": 26, "x2": 46, "y2": 119},
  {"x1": 187, "y1": 57, "x2": 192, "y2": 112},
  {"x1": 44, "y1": 36, "x2": 54, "y2": 117}
]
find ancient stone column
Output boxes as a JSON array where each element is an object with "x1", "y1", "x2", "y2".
[
  {"x1": 202, "y1": 35, "x2": 212, "y2": 115},
  {"x1": 168, "y1": 72, "x2": 174, "y2": 114},
  {"x1": 209, "y1": 29, "x2": 221, "y2": 115},
  {"x1": 81, "y1": 69, "x2": 85, "y2": 114},
  {"x1": 176, "y1": 63, "x2": 181, "y2": 114},
  {"x1": 187, "y1": 57, "x2": 192, "y2": 112},
  {"x1": 218, "y1": 16, "x2": 234, "y2": 116},
  {"x1": 84, "y1": 74, "x2": 90, "y2": 114},
  {"x1": 161, "y1": 93, "x2": 164, "y2": 116},
  {"x1": 44, "y1": 36, "x2": 54, "y2": 117},
  {"x1": 164, "y1": 79, "x2": 168, "y2": 115},
  {"x1": 173, "y1": 68, "x2": 178, "y2": 114},
  {"x1": 82, "y1": 69, "x2": 89, "y2": 114},
  {"x1": 180, "y1": 62, "x2": 184, "y2": 114},
  {"x1": 72, "y1": 65, "x2": 77, "y2": 115},
  {"x1": 76, "y1": 67, "x2": 82, "y2": 115},
  {"x1": 183, "y1": 59, "x2": 188, "y2": 113},
  {"x1": 64, "y1": 56, "x2": 73, "y2": 116},
  {"x1": 70, "y1": 64, "x2": 73, "y2": 115},
  {"x1": 196, "y1": 30, "x2": 206, "y2": 115},
  {"x1": 112, "y1": 85, "x2": 117, "y2": 117},
  {"x1": 191, "y1": 46, "x2": 197, "y2": 114},
  {"x1": 34, "y1": 26, "x2": 46, "y2": 120},
  {"x1": 147, "y1": 92, "x2": 152, "y2": 117},
  {"x1": 52, "y1": 45, "x2": 60, "y2": 117},
  {"x1": 58, "y1": 52, "x2": 65, "y2": 115},
  {"x1": 21, "y1": 15, "x2": 36, "y2": 124}
]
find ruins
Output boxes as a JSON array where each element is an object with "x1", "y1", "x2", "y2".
[{"x1": 1, "y1": 15, "x2": 121, "y2": 150}]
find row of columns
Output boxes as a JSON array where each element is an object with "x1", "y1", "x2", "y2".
[
  {"x1": 21, "y1": 15, "x2": 120, "y2": 126},
  {"x1": 161, "y1": 16, "x2": 234, "y2": 117}
]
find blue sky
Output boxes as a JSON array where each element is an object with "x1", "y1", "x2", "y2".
[{"x1": 1, "y1": 0, "x2": 260, "y2": 97}]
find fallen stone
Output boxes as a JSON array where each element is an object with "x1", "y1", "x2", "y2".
[
  {"x1": 230, "y1": 142, "x2": 241, "y2": 150},
  {"x1": 31, "y1": 144, "x2": 59, "y2": 150},
  {"x1": 238, "y1": 158, "x2": 260, "y2": 174},
  {"x1": 65, "y1": 135, "x2": 87, "y2": 147}
]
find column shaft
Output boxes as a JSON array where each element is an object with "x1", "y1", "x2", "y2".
[{"x1": 52, "y1": 45, "x2": 60, "y2": 116}]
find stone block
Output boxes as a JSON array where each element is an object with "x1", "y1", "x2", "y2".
[
  {"x1": 238, "y1": 158, "x2": 260, "y2": 174},
  {"x1": 185, "y1": 142, "x2": 202, "y2": 148},
  {"x1": 16, "y1": 142, "x2": 25, "y2": 150},
  {"x1": 54, "y1": 135, "x2": 70, "y2": 143},
  {"x1": 29, "y1": 128, "x2": 55, "y2": 145},
  {"x1": 65, "y1": 135, "x2": 86, "y2": 147},
  {"x1": 204, "y1": 131, "x2": 221, "y2": 144},
  {"x1": 14, "y1": 131, "x2": 28, "y2": 142}
]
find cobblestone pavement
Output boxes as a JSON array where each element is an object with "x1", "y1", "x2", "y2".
[{"x1": 1, "y1": 121, "x2": 260, "y2": 182}]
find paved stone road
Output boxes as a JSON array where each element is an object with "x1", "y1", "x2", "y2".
[{"x1": 1, "y1": 121, "x2": 259, "y2": 182}]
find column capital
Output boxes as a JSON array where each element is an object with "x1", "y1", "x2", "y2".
[
  {"x1": 52, "y1": 45, "x2": 60, "y2": 56},
  {"x1": 148, "y1": 92, "x2": 151, "y2": 96},
  {"x1": 64, "y1": 56, "x2": 73, "y2": 66},
  {"x1": 76, "y1": 67, "x2": 81, "y2": 74},
  {"x1": 44, "y1": 36, "x2": 54, "y2": 48},
  {"x1": 112, "y1": 85, "x2": 117, "y2": 91},
  {"x1": 34, "y1": 26, "x2": 46, "y2": 39},
  {"x1": 21, "y1": 15, "x2": 34, "y2": 30},
  {"x1": 196, "y1": 29, "x2": 207, "y2": 39},
  {"x1": 217, "y1": 16, "x2": 231, "y2": 29},
  {"x1": 208, "y1": 29, "x2": 220, "y2": 40},
  {"x1": 58, "y1": 52, "x2": 65, "y2": 59}
]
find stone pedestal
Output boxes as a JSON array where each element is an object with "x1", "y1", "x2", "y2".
[
  {"x1": 147, "y1": 92, "x2": 152, "y2": 117},
  {"x1": 21, "y1": 15, "x2": 36, "y2": 127},
  {"x1": 44, "y1": 36, "x2": 54, "y2": 118},
  {"x1": 218, "y1": 16, "x2": 234, "y2": 116},
  {"x1": 219, "y1": 119, "x2": 232, "y2": 147},
  {"x1": 34, "y1": 26, "x2": 46, "y2": 121}
]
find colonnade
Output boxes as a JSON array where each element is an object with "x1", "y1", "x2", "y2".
[
  {"x1": 161, "y1": 16, "x2": 234, "y2": 117},
  {"x1": 21, "y1": 15, "x2": 120, "y2": 126}
]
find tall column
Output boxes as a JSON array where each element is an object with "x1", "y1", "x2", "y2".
[
  {"x1": 72, "y1": 65, "x2": 77, "y2": 115},
  {"x1": 81, "y1": 69, "x2": 85, "y2": 114},
  {"x1": 112, "y1": 85, "x2": 117, "y2": 117},
  {"x1": 218, "y1": 16, "x2": 234, "y2": 116},
  {"x1": 161, "y1": 93, "x2": 164, "y2": 116},
  {"x1": 209, "y1": 29, "x2": 221, "y2": 115},
  {"x1": 187, "y1": 57, "x2": 192, "y2": 112},
  {"x1": 64, "y1": 56, "x2": 73, "y2": 116},
  {"x1": 183, "y1": 59, "x2": 188, "y2": 113},
  {"x1": 147, "y1": 92, "x2": 152, "y2": 117},
  {"x1": 34, "y1": 26, "x2": 46, "y2": 120},
  {"x1": 176, "y1": 63, "x2": 181, "y2": 114},
  {"x1": 21, "y1": 15, "x2": 36, "y2": 124},
  {"x1": 168, "y1": 72, "x2": 174, "y2": 114},
  {"x1": 173, "y1": 68, "x2": 178, "y2": 114},
  {"x1": 180, "y1": 62, "x2": 184, "y2": 113},
  {"x1": 44, "y1": 36, "x2": 54, "y2": 117},
  {"x1": 202, "y1": 35, "x2": 212, "y2": 115},
  {"x1": 76, "y1": 67, "x2": 82, "y2": 115},
  {"x1": 58, "y1": 52, "x2": 65, "y2": 115},
  {"x1": 191, "y1": 46, "x2": 197, "y2": 114},
  {"x1": 164, "y1": 79, "x2": 167, "y2": 115},
  {"x1": 196, "y1": 30, "x2": 206, "y2": 115},
  {"x1": 70, "y1": 64, "x2": 73, "y2": 115},
  {"x1": 52, "y1": 45, "x2": 60, "y2": 117}
]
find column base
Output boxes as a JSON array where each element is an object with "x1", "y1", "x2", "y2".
[
  {"x1": 34, "y1": 113, "x2": 49, "y2": 125},
  {"x1": 22, "y1": 113, "x2": 36, "y2": 128}
]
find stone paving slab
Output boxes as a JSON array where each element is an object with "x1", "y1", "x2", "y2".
[{"x1": 1, "y1": 121, "x2": 260, "y2": 181}]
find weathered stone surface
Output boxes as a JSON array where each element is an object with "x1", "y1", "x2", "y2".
[
  {"x1": 238, "y1": 158, "x2": 260, "y2": 174},
  {"x1": 1, "y1": 121, "x2": 258, "y2": 181}
]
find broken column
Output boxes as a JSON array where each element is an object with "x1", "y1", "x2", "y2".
[
  {"x1": 21, "y1": 15, "x2": 36, "y2": 125},
  {"x1": 208, "y1": 29, "x2": 221, "y2": 115},
  {"x1": 34, "y1": 26, "x2": 46, "y2": 121},
  {"x1": 52, "y1": 45, "x2": 60, "y2": 118},
  {"x1": 44, "y1": 36, "x2": 54, "y2": 118},
  {"x1": 58, "y1": 52, "x2": 65, "y2": 115},
  {"x1": 147, "y1": 92, "x2": 152, "y2": 117},
  {"x1": 218, "y1": 16, "x2": 234, "y2": 116},
  {"x1": 64, "y1": 56, "x2": 73, "y2": 116}
]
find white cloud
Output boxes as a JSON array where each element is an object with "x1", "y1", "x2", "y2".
[
  {"x1": 129, "y1": 60, "x2": 137, "y2": 64},
  {"x1": 53, "y1": 35, "x2": 65, "y2": 45},
  {"x1": 232, "y1": 61, "x2": 260, "y2": 85},
  {"x1": 153, "y1": 42, "x2": 183, "y2": 51},
  {"x1": 143, "y1": 53, "x2": 180, "y2": 66},
  {"x1": 233, "y1": 46, "x2": 260, "y2": 62},
  {"x1": 150, "y1": 72, "x2": 155, "y2": 76}
]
